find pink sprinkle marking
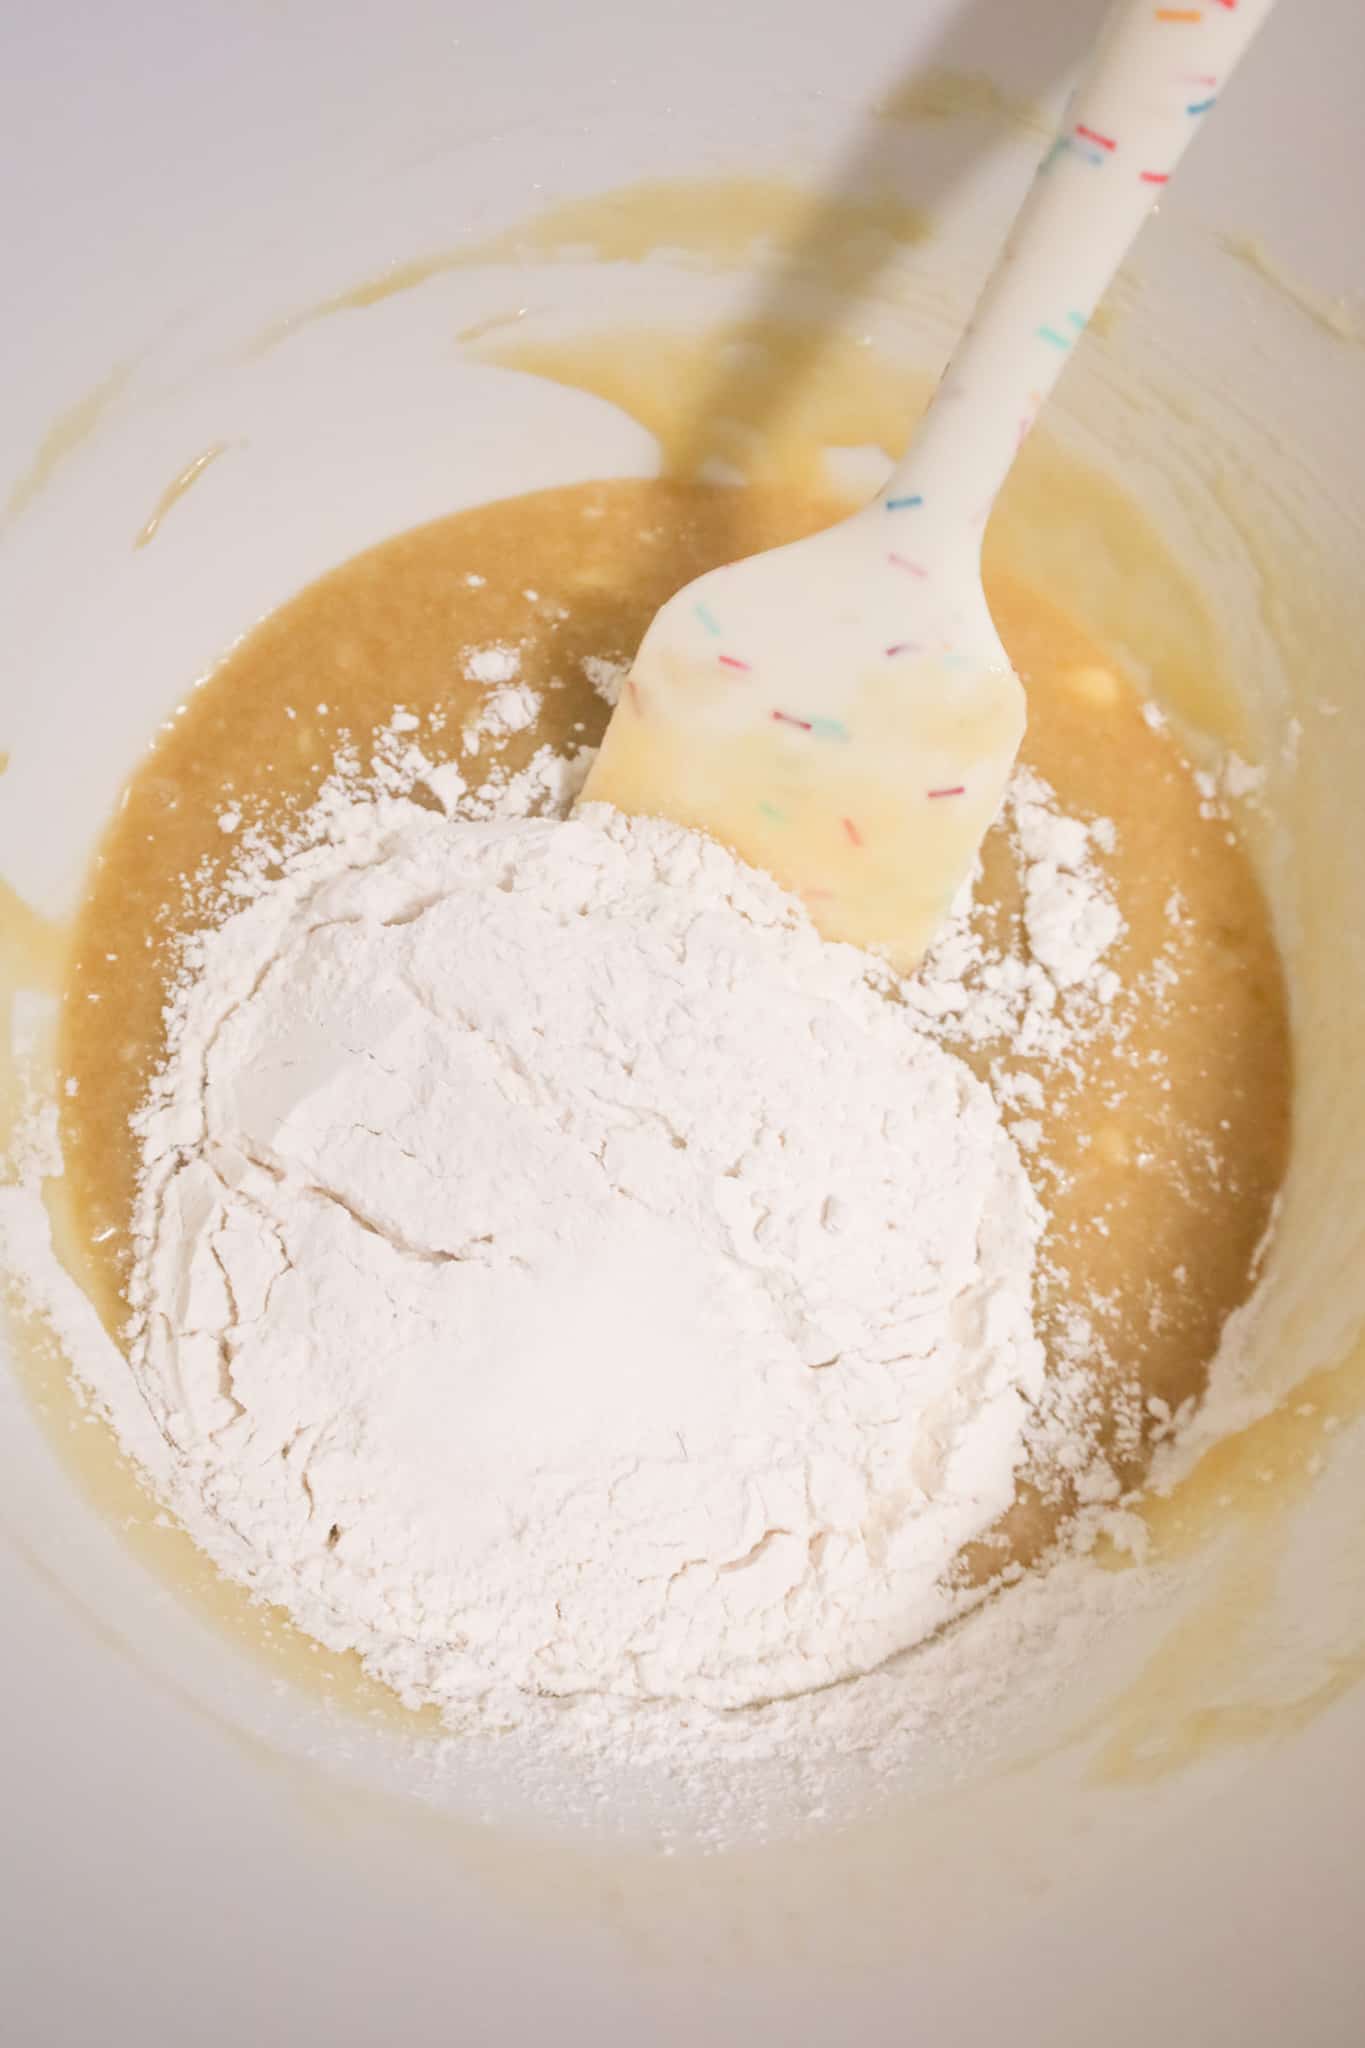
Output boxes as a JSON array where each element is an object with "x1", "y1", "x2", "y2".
[
  {"x1": 1075, "y1": 123, "x2": 1117, "y2": 151},
  {"x1": 885, "y1": 641, "x2": 922, "y2": 657},
  {"x1": 1140, "y1": 169, "x2": 1170, "y2": 184},
  {"x1": 718, "y1": 654, "x2": 750, "y2": 672},
  {"x1": 888, "y1": 552, "x2": 929, "y2": 578},
  {"x1": 771, "y1": 709, "x2": 813, "y2": 731},
  {"x1": 927, "y1": 785, "x2": 966, "y2": 800},
  {"x1": 626, "y1": 676, "x2": 642, "y2": 709},
  {"x1": 842, "y1": 817, "x2": 863, "y2": 847}
]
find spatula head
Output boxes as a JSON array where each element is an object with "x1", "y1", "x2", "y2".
[{"x1": 580, "y1": 514, "x2": 1025, "y2": 971}]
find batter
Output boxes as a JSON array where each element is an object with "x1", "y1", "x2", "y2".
[{"x1": 58, "y1": 476, "x2": 1290, "y2": 1587}]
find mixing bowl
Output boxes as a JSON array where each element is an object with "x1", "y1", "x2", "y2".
[{"x1": 3, "y1": 0, "x2": 1364, "y2": 2039}]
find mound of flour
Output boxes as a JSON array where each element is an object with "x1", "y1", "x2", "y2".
[{"x1": 129, "y1": 802, "x2": 1046, "y2": 1714}]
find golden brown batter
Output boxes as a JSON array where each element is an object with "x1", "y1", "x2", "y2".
[{"x1": 58, "y1": 477, "x2": 1290, "y2": 1577}]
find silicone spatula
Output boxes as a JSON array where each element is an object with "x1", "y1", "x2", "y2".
[{"x1": 580, "y1": 0, "x2": 1274, "y2": 967}]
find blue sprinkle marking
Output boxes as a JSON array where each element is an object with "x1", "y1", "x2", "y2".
[
  {"x1": 758, "y1": 800, "x2": 786, "y2": 824},
  {"x1": 810, "y1": 716, "x2": 850, "y2": 741},
  {"x1": 695, "y1": 602, "x2": 722, "y2": 635},
  {"x1": 1040, "y1": 133, "x2": 1105, "y2": 171},
  {"x1": 1037, "y1": 325, "x2": 1072, "y2": 350},
  {"x1": 886, "y1": 493, "x2": 924, "y2": 511},
  {"x1": 1067, "y1": 309, "x2": 1087, "y2": 330},
  {"x1": 1187, "y1": 96, "x2": 1216, "y2": 115}
]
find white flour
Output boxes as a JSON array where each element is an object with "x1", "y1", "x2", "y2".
[
  {"x1": 461, "y1": 683, "x2": 541, "y2": 752},
  {"x1": 129, "y1": 801, "x2": 1047, "y2": 1713},
  {"x1": 0, "y1": 694, "x2": 1171, "y2": 1839},
  {"x1": 463, "y1": 643, "x2": 521, "y2": 686},
  {"x1": 909, "y1": 765, "x2": 1124, "y2": 1058}
]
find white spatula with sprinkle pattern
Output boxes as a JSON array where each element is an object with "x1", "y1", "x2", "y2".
[{"x1": 581, "y1": 0, "x2": 1274, "y2": 967}]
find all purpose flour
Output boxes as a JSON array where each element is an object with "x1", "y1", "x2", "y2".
[
  {"x1": 0, "y1": 709, "x2": 1189, "y2": 1839},
  {"x1": 129, "y1": 803, "x2": 1047, "y2": 1714}
]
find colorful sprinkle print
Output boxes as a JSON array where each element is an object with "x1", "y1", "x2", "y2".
[
  {"x1": 695, "y1": 603, "x2": 722, "y2": 636},
  {"x1": 888, "y1": 553, "x2": 929, "y2": 578},
  {"x1": 842, "y1": 818, "x2": 864, "y2": 848},
  {"x1": 1037, "y1": 309, "x2": 1087, "y2": 350},
  {"x1": 768, "y1": 710, "x2": 851, "y2": 740},
  {"x1": 717, "y1": 653, "x2": 750, "y2": 673},
  {"x1": 927, "y1": 786, "x2": 967, "y2": 800},
  {"x1": 885, "y1": 493, "x2": 924, "y2": 511}
]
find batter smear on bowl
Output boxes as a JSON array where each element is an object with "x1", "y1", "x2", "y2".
[{"x1": 58, "y1": 479, "x2": 1289, "y2": 1732}]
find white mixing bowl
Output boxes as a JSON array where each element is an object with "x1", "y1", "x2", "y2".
[{"x1": 3, "y1": 1, "x2": 1364, "y2": 2040}]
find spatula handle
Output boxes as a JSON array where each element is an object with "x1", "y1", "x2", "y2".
[{"x1": 879, "y1": 0, "x2": 1276, "y2": 534}]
